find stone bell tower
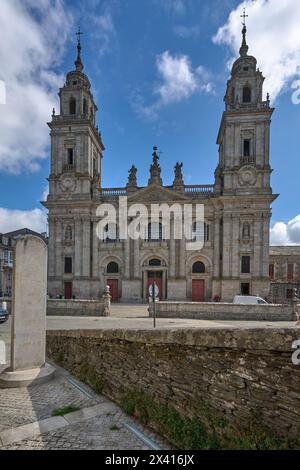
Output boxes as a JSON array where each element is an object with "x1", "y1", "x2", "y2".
[
  {"x1": 47, "y1": 30, "x2": 104, "y2": 202},
  {"x1": 44, "y1": 31, "x2": 105, "y2": 300},
  {"x1": 213, "y1": 12, "x2": 278, "y2": 301}
]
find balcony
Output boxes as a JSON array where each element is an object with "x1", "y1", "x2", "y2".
[
  {"x1": 241, "y1": 156, "x2": 256, "y2": 165},
  {"x1": 226, "y1": 100, "x2": 270, "y2": 112},
  {"x1": 63, "y1": 164, "x2": 75, "y2": 173},
  {"x1": 100, "y1": 188, "x2": 127, "y2": 199},
  {"x1": 184, "y1": 185, "x2": 215, "y2": 197}
]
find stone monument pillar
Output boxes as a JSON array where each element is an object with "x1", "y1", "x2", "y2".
[{"x1": 0, "y1": 235, "x2": 55, "y2": 388}]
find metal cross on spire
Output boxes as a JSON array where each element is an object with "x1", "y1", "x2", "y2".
[
  {"x1": 75, "y1": 27, "x2": 84, "y2": 72},
  {"x1": 76, "y1": 27, "x2": 83, "y2": 45},
  {"x1": 241, "y1": 8, "x2": 248, "y2": 27}
]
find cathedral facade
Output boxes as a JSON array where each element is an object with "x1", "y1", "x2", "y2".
[{"x1": 43, "y1": 25, "x2": 277, "y2": 303}]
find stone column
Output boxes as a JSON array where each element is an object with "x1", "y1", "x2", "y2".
[
  {"x1": 48, "y1": 216, "x2": 55, "y2": 277},
  {"x1": 213, "y1": 216, "x2": 221, "y2": 278},
  {"x1": 74, "y1": 217, "x2": 82, "y2": 277},
  {"x1": 0, "y1": 235, "x2": 55, "y2": 388},
  {"x1": 133, "y1": 239, "x2": 140, "y2": 278},
  {"x1": 92, "y1": 219, "x2": 99, "y2": 278},
  {"x1": 231, "y1": 216, "x2": 240, "y2": 278},
  {"x1": 124, "y1": 237, "x2": 130, "y2": 279},
  {"x1": 82, "y1": 217, "x2": 90, "y2": 278},
  {"x1": 253, "y1": 214, "x2": 262, "y2": 277},
  {"x1": 169, "y1": 216, "x2": 176, "y2": 278},
  {"x1": 179, "y1": 236, "x2": 185, "y2": 278},
  {"x1": 55, "y1": 218, "x2": 62, "y2": 277},
  {"x1": 222, "y1": 214, "x2": 231, "y2": 277},
  {"x1": 262, "y1": 213, "x2": 270, "y2": 278}
]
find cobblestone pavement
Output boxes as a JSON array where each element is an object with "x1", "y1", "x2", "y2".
[
  {"x1": 0, "y1": 360, "x2": 170, "y2": 450},
  {"x1": 0, "y1": 374, "x2": 100, "y2": 432},
  {"x1": 1, "y1": 412, "x2": 156, "y2": 450}
]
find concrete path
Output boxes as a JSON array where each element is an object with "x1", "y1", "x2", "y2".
[{"x1": 0, "y1": 361, "x2": 169, "y2": 450}]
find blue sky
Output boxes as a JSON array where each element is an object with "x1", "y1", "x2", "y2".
[{"x1": 0, "y1": 0, "x2": 300, "y2": 244}]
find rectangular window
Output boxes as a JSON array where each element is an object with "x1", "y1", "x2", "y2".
[
  {"x1": 241, "y1": 256, "x2": 251, "y2": 274},
  {"x1": 287, "y1": 263, "x2": 294, "y2": 281},
  {"x1": 241, "y1": 283, "x2": 250, "y2": 295},
  {"x1": 64, "y1": 257, "x2": 72, "y2": 274},
  {"x1": 286, "y1": 289, "x2": 294, "y2": 299},
  {"x1": 243, "y1": 139, "x2": 250, "y2": 157},
  {"x1": 3, "y1": 250, "x2": 13, "y2": 266},
  {"x1": 67, "y1": 149, "x2": 74, "y2": 165},
  {"x1": 269, "y1": 264, "x2": 275, "y2": 279}
]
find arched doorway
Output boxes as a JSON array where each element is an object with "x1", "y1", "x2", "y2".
[
  {"x1": 191, "y1": 261, "x2": 206, "y2": 301},
  {"x1": 106, "y1": 261, "x2": 120, "y2": 302},
  {"x1": 143, "y1": 257, "x2": 167, "y2": 301}
]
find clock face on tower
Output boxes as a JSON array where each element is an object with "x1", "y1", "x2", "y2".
[
  {"x1": 238, "y1": 166, "x2": 257, "y2": 187},
  {"x1": 59, "y1": 174, "x2": 77, "y2": 192}
]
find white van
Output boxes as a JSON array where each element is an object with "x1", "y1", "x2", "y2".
[{"x1": 233, "y1": 295, "x2": 268, "y2": 305}]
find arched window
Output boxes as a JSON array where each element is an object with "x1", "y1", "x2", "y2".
[
  {"x1": 243, "y1": 86, "x2": 251, "y2": 103},
  {"x1": 192, "y1": 261, "x2": 206, "y2": 274},
  {"x1": 242, "y1": 222, "x2": 251, "y2": 239},
  {"x1": 149, "y1": 259, "x2": 161, "y2": 266},
  {"x1": 231, "y1": 87, "x2": 235, "y2": 104},
  {"x1": 69, "y1": 98, "x2": 76, "y2": 115},
  {"x1": 148, "y1": 222, "x2": 163, "y2": 241},
  {"x1": 65, "y1": 225, "x2": 72, "y2": 241},
  {"x1": 107, "y1": 261, "x2": 119, "y2": 274},
  {"x1": 103, "y1": 223, "x2": 118, "y2": 242},
  {"x1": 193, "y1": 222, "x2": 210, "y2": 242}
]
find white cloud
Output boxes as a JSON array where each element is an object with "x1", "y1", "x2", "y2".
[
  {"x1": 213, "y1": 0, "x2": 300, "y2": 101},
  {"x1": 0, "y1": 0, "x2": 72, "y2": 174},
  {"x1": 155, "y1": 51, "x2": 198, "y2": 104},
  {"x1": 132, "y1": 51, "x2": 213, "y2": 119},
  {"x1": 0, "y1": 208, "x2": 47, "y2": 234},
  {"x1": 270, "y1": 215, "x2": 300, "y2": 245},
  {"x1": 89, "y1": 11, "x2": 117, "y2": 57}
]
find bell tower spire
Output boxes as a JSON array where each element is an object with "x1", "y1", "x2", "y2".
[
  {"x1": 239, "y1": 8, "x2": 249, "y2": 57},
  {"x1": 75, "y1": 27, "x2": 84, "y2": 72}
]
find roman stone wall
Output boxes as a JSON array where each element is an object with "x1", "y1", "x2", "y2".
[
  {"x1": 46, "y1": 327, "x2": 300, "y2": 446},
  {"x1": 148, "y1": 301, "x2": 292, "y2": 321},
  {"x1": 47, "y1": 298, "x2": 110, "y2": 317}
]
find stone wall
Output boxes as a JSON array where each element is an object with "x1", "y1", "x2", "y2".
[
  {"x1": 47, "y1": 298, "x2": 110, "y2": 317},
  {"x1": 46, "y1": 327, "x2": 300, "y2": 447},
  {"x1": 149, "y1": 301, "x2": 292, "y2": 321}
]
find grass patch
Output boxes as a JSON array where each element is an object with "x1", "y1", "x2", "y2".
[
  {"x1": 230, "y1": 413, "x2": 296, "y2": 450},
  {"x1": 73, "y1": 362, "x2": 106, "y2": 394},
  {"x1": 120, "y1": 389, "x2": 298, "y2": 450},
  {"x1": 53, "y1": 351, "x2": 64, "y2": 366},
  {"x1": 52, "y1": 404, "x2": 80, "y2": 417},
  {"x1": 120, "y1": 390, "x2": 220, "y2": 450},
  {"x1": 109, "y1": 424, "x2": 121, "y2": 431}
]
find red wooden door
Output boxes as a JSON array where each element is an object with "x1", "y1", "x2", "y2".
[
  {"x1": 64, "y1": 282, "x2": 73, "y2": 300},
  {"x1": 107, "y1": 279, "x2": 119, "y2": 302},
  {"x1": 147, "y1": 277, "x2": 163, "y2": 300},
  {"x1": 192, "y1": 280, "x2": 205, "y2": 301}
]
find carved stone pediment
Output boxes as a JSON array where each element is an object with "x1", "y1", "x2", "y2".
[{"x1": 127, "y1": 184, "x2": 189, "y2": 204}]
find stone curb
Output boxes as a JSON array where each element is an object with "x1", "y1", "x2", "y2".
[{"x1": 0, "y1": 403, "x2": 117, "y2": 446}]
